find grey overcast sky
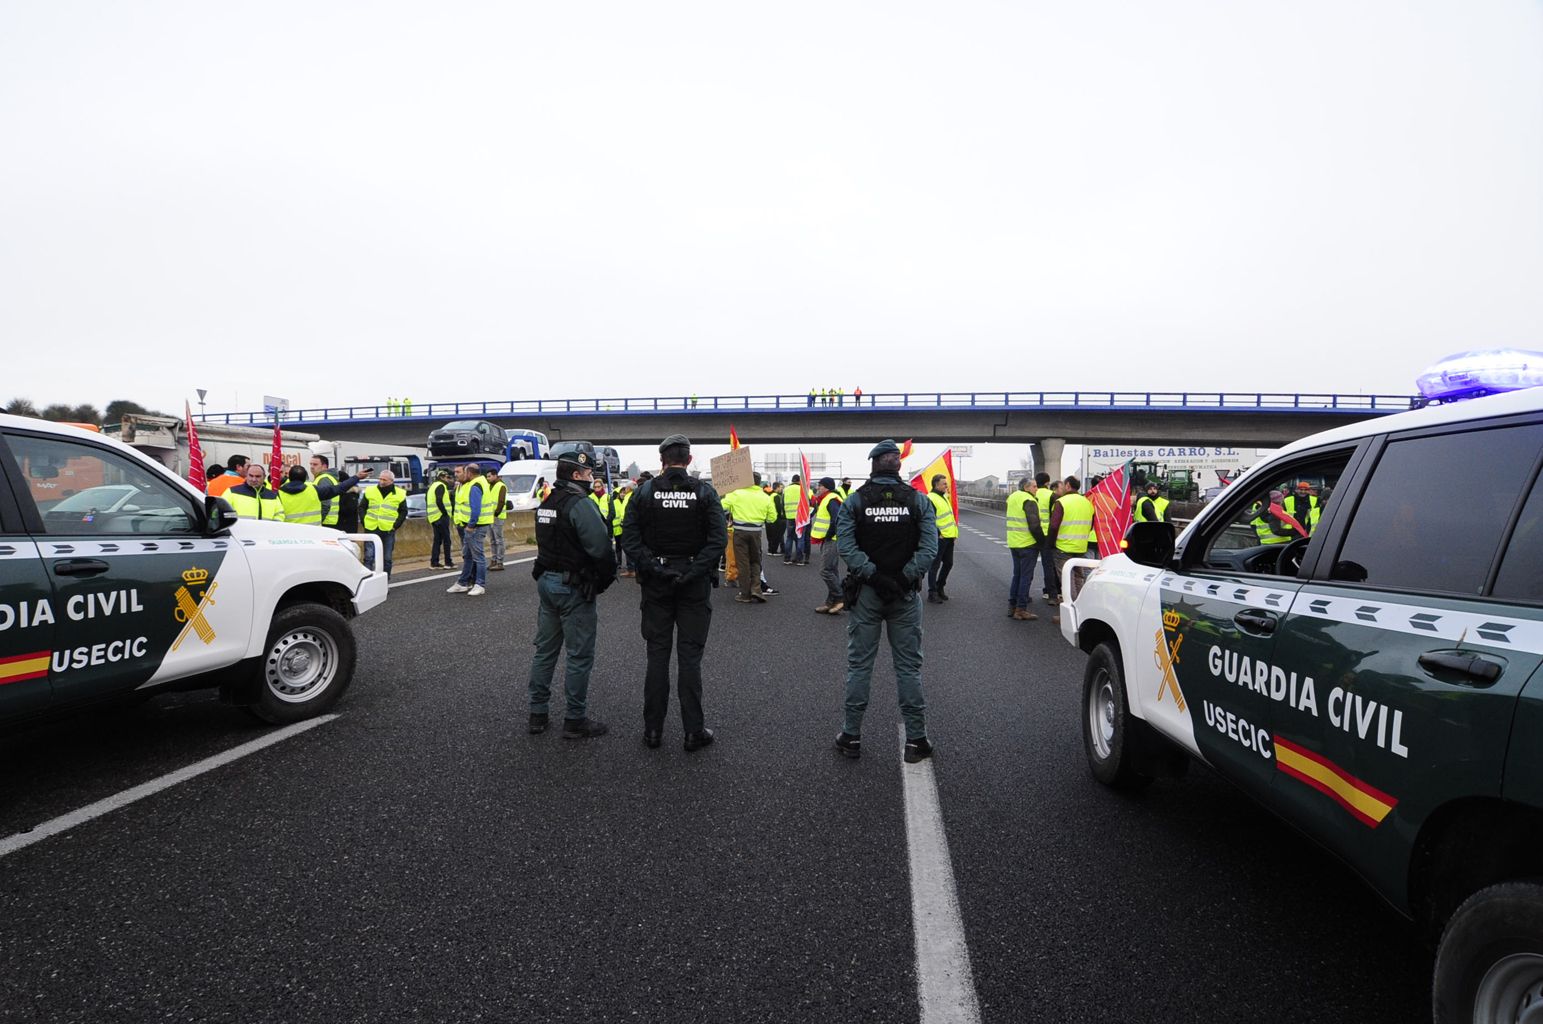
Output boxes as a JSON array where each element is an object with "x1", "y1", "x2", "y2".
[{"x1": 3, "y1": 1, "x2": 1541, "y2": 438}]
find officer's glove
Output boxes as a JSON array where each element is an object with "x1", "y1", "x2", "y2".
[
  {"x1": 870, "y1": 573, "x2": 904, "y2": 603},
  {"x1": 593, "y1": 570, "x2": 618, "y2": 596}
]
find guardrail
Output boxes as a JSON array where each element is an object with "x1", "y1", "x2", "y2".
[{"x1": 197, "y1": 390, "x2": 1417, "y2": 426}]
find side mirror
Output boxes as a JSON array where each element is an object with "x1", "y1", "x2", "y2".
[
  {"x1": 205, "y1": 496, "x2": 239, "y2": 535},
  {"x1": 1123, "y1": 521, "x2": 1176, "y2": 568}
]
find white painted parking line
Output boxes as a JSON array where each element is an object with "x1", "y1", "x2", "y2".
[
  {"x1": 900, "y1": 725, "x2": 982, "y2": 1024},
  {"x1": 389, "y1": 556, "x2": 536, "y2": 589},
  {"x1": 0, "y1": 715, "x2": 339, "y2": 860}
]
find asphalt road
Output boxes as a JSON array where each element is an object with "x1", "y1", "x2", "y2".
[{"x1": 0, "y1": 511, "x2": 1431, "y2": 1023}]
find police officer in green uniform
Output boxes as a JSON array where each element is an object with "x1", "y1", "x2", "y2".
[
  {"x1": 528, "y1": 449, "x2": 617, "y2": 740},
  {"x1": 621, "y1": 434, "x2": 727, "y2": 751},
  {"x1": 834, "y1": 439, "x2": 939, "y2": 763}
]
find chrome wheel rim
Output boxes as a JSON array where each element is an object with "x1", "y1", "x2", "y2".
[
  {"x1": 264, "y1": 628, "x2": 339, "y2": 704},
  {"x1": 1474, "y1": 953, "x2": 1543, "y2": 1024},
  {"x1": 1088, "y1": 669, "x2": 1116, "y2": 761}
]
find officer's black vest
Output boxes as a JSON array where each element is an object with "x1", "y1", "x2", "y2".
[
  {"x1": 852, "y1": 480, "x2": 923, "y2": 575},
  {"x1": 637, "y1": 470, "x2": 711, "y2": 557},
  {"x1": 535, "y1": 486, "x2": 588, "y2": 572}
]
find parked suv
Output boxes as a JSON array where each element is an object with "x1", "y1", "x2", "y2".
[
  {"x1": 549, "y1": 441, "x2": 621, "y2": 480},
  {"x1": 427, "y1": 420, "x2": 507, "y2": 458},
  {"x1": 0, "y1": 415, "x2": 388, "y2": 727},
  {"x1": 1060, "y1": 381, "x2": 1543, "y2": 1023}
]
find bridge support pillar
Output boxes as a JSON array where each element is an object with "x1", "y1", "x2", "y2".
[{"x1": 1037, "y1": 437, "x2": 1066, "y2": 482}]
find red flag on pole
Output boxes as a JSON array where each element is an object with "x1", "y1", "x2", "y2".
[
  {"x1": 796, "y1": 451, "x2": 813, "y2": 531},
  {"x1": 184, "y1": 401, "x2": 206, "y2": 492},
  {"x1": 1087, "y1": 460, "x2": 1136, "y2": 554},
  {"x1": 269, "y1": 420, "x2": 284, "y2": 489}
]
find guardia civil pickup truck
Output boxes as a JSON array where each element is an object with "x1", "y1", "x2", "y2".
[
  {"x1": 1059, "y1": 353, "x2": 1543, "y2": 1024},
  {"x1": 0, "y1": 415, "x2": 388, "y2": 726}
]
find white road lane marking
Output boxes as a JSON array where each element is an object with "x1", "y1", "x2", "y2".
[
  {"x1": 900, "y1": 725, "x2": 983, "y2": 1024},
  {"x1": 0, "y1": 714, "x2": 340, "y2": 860},
  {"x1": 389, "y1": 556, "x2": 536, "y2": 589}
]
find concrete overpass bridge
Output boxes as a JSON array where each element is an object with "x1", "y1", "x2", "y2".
[{"x1": 199, "y1": 389, "x2": 1416, "y2": 480}]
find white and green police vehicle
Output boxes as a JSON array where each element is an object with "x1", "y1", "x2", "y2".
[
  {"x1": 1060, "y1": 352, "x2": 1543, "y2": 1023},
  {"x1": 0, "y1": 414, "x2": 388, "y2": 726}
]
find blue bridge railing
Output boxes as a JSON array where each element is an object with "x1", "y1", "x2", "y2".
[{"x1": 197, "y1": 391, "x2": 1418, "y2": 426}]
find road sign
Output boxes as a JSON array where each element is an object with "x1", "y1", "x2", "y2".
[
  {"x1": 951, "y1": 445, "x2": 973, "y2": 459},
  {"x1": 262, "y1": 395, "x2": 290, "y2": 417}
]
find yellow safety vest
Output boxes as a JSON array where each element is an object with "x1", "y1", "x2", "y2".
[
  {"x1": 456, "y1": 478, "x2": 493, "y2": 527},
  {"x1": 1133, "y1": 495, "x2": 1170, "y2": 523},
  {"x1": 811, "y1": 492, "x2": 841, "y2": 541},
  {"x1": 427, "y1": 480, "x2": 450, "y2": 523},
  {"x1": 1251, "y1": 508, "x2": 1293, "y2": 545},
  {"x1": 362, "y1": 484, "x2": 406, "y2": 532},
  {"x1": 489, "y1": 480, "x2": 509, "y2": 521},
  {"x1": 1005, "y1": 490, "x2": 1037, "y2": 549},
  {"x1": 612, "y1": 492, "x2": 628, "y2": 536},
  {"x1": 1055, "y1": 493, "x2": 1095, "y2": 554},
  {"x1": 929, "y1": 491, "x2": 958, "y2": 539},
  {"x1": 315, "y1": 471, "x2": 341, "y2": 526},
  {"x1": 1284, "y1": 494, "x2": 1319, "y2": 533},
  {"x1": 783, "y1": 484, "x2": 802, "y2": 520},
  {"x1": 226, "y1": 488, "x2": 286, "y2": 521},
  {"x1": 278, "y1": 483, "x2": 323, "y2": 525}
]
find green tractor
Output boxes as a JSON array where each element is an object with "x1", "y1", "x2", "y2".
[{"x1": 1129, "y1": 461, "x2": 1201, "y2": 503}]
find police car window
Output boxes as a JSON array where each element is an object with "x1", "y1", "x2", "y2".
[
  {"x1": 1488, "y1": 466, "x2": 1543, "y2": 603},
  {"x1": 1199, "y1": 455, "x2": 1349, "y2": 576},
  {"x1": 7, "y1": 434, "x2": 200, "y2": 536},
  {"x1": 1332, "y1": 423, "x2": 1543, "y2": 595}
]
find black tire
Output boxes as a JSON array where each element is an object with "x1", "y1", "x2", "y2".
[
  {"x1": 1433, "y1": 880, "x2": 1543, "y2": 1024},
  {"x1": 247, "y1": 603, "x2": 357, "y2": 725},
  {"x1": 1082, "y1": 642, "x2": 1154, "y2": 791}
]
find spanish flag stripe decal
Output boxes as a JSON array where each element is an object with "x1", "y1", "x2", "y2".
[
  {"x1": 0, "y1": 650, "x2": 50, "y2": 685},
  {"x1": 1273, "y1": 736, "x2": 1397, "y2": 828}
]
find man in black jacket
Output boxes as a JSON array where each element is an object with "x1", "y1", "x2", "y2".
[{"x1": 621, "y1": 434, "x2": 728, "y2": 752}]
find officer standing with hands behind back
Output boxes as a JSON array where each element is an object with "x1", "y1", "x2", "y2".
[
  {"x1": 621, "y1": 434, "x2": 727, "y2": 752},
  {"x1": 527, "y1": 450, "x2": 617, "y2": 740},
  {"x1": 834, "y1": 439, "x2": 939, "y2": 764}
]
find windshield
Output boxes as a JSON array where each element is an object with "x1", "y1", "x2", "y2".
[
  {"x1": 503, "y1": 474, "x2": 538, "y2": 493},
  {"x1": 441, "y1": 420, "x2": 483, "y2": 430}
]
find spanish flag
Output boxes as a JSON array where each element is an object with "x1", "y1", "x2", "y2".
[
  {"x1": 908, "y1": 448, "x2": 958, "y2": 524},
  {"x1": 729, "y1": 426, "x2": 741, "y2": 450},
  {"x1": 898, "y1": 438, "x2": 914, "y2": 461},
  {"x1": 0, "y1": 649, "x2": 50, "y2": 686},
  {"x1": 1274, "y1": 736, "x2": 1398, "y2": 827}
]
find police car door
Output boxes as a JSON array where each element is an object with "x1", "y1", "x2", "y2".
[
  {"x1": 1158, "y1": 446, "x2": 1360, "y2": 803},
  {"x1": 1266, "y1": 419, "x2": 1543, "y2": 892},
  {"x1": 2, "y1": 428, "x2": 255, "y2": 705},
  {"x1": 0, "y1": 440, "x2": 55, "y2": 718}
]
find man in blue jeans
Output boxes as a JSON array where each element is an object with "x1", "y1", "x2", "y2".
[{"x1": 447, "y1": 463, "x2": 491, "y2": 597}]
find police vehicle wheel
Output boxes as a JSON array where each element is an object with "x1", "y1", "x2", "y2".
[
  {"x1": 1082, "y1": 643, "x2": 1153, "y2": 791},
  {"x1": 1433, "y1": 881, "x2": 1543, "y2": 1024},
  {"x1": 249, "y1": 603, "x2": 356, "y2": 724}
]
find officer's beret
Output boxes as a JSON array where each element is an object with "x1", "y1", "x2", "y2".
[
  {"x1": 556, "y1": 450, "x2": 595, "y2": 468},
  {"x1": 659, "y1": 433, "x2": 691, "y2": 452},
  {"x1": 867, "y1": 439, "x2": 901, "y2": 459}
]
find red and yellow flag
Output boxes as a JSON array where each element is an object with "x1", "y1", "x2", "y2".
[
  {"x1": 908, "y1": 448, "x2": 958, "y2": 523},
  {"x1": 0, "y1": 649, "x2": 50, "y2": 686},
  {"x1": 898, "y1": 438, "x2": 914, "y2": 461},
  {"x1": 729, "y1": 425, "x2": 741, "y2": 450},
  {"x1": 1274, "y1": 736, "x2": 1398, "y2": 827}
]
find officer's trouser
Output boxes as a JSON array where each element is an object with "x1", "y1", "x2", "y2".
[
  {"x1": 528, "y1": 572, "x2": 597, "y2": 720},
  {"x1": 819, "y1": 539, "x2": 843, "y2": 603},
  {"x1": 489, "y1": 519, "x2": 506, "y2": 563},
  {"x1": 928, "y1": 536, "x2": 955, "y2": 595},
  {"x1": 844, "y1": 584, "x2": 926, "y2": 740},
  {"x1": 639, "y1": 573, "x2": 712, "y2": 734}
]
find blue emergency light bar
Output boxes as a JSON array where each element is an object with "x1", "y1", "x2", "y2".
[{"x1": 1415, "y1": 349, "x2": 1543, "y2": 403}]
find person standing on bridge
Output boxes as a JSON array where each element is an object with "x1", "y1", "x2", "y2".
[
  {"x1": 854, "y1": 385, "x2": 863, "y2": 406},
  {"x1": 401, "y1": 396, "x2": 412, "y2": 417},
  {"x1": 1005, "y1": 476, "x2": 1045, "y2": 620},
  {"x1": 834, "y1": 439, "x2": 938, "y2": 763},
  {"x1": 622, "y1": 434, "x2": 726, "y2": 751},
  {"x1": 528, "y1": 449, "x2": 616, "y2": 740}
]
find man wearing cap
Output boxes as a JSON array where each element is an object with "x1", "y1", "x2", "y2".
[
  {"x1": 527, "y1": 449, "x2": 617, "y2": 740},
  {"x1": 427, "y1": 468, "x2": 455, "y2": 569},
  {"x1": 809, "y1": 477, "x2": 846, "y2": 614},
  {"x1": 834, "y1": 439, "x2": 939, "y2": 764},
  {"x1": 1133, "y1": 481, "x2": 1169, "y2": 524},
  {"x1": 721, "y1": 471, "x2": 778, "y2": 604},
  {"x1": 621, "y1": 434, "x2": 727, "y2": 751}
]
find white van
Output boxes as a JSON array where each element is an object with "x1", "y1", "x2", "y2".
[{"x1": 498, "y1": 459, "x2": 560, "y2": 513}]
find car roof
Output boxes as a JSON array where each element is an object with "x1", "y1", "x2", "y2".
[{"x1": 1275, "y1": 387, "x2": 1543, "y2": 458}]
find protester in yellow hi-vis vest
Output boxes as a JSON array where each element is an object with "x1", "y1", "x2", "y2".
[
  {"x1": 926, "y1": 474, "x2": 958, "y2": 605},
  {"x1": 427, "y1": 469, "x2": 455, "y2": 569},
  {"x1": 449, "y1": 463, "x2": 493, "y2": 595},
  {"x1": 1004, "y1": 476, "x2": 1047, "y2": 620},
  {"x1": 782, "y1": 475, "x2": 808, "y2": 564},
  {"x1": 280, "y1": 462, "x2": 367, "y2": 528},
  {"x1": 225, "y1": 463, "x2": 286, "y2": 521},
  {"x1": 1133, "y1": 483, "x2": 1170, "y2": 524},
  {"x1": 1033, "y1": 473, "x2": 1058, "y2": 605},
  {"x1": 359, "y1": 470, "x2": 408, "y2": 576},
  {"x1": 612, "y1": 481, "x2": 635, "y2": 576},
  {"x1": 810, "y1": 477, "x2": 846, "y2": 614},
  {"x1": 1047, "y1": 476, "x2": 1095, "y2": 625},
  {"x1": 485, "y1": 467, "x2": 509, "y2": 571}
]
